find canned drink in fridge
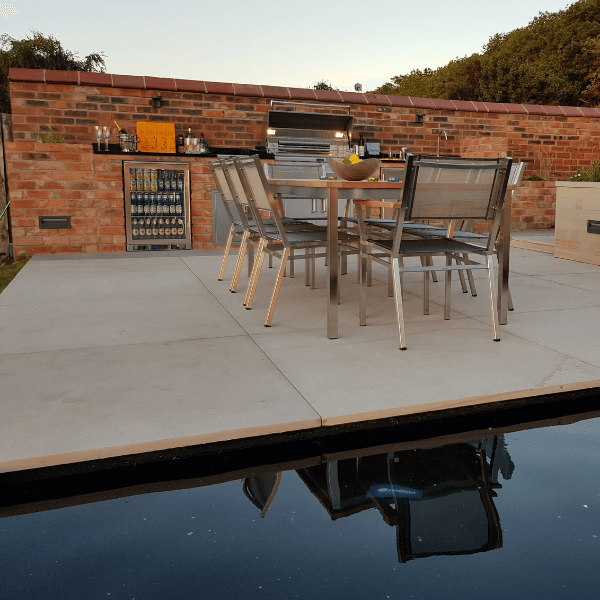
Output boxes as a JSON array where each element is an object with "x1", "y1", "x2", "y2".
[
  {"x1": 150, "y1": 169, "x2": 158, "y2": 181},
  {"x1": 144, "y1": 169, "x2": 151, "y2": 181}
]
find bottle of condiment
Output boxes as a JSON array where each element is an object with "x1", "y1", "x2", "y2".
[
  {"x1": 358, "y1": 134, "x2": 365, "y2": 158},
  {"x1": 177, "y1": 134, "x2": 184, "y2": 153}
]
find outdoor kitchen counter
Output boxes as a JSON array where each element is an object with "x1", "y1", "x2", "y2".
[{"x1": 6, "y1": 142, "x2": 279, "y2": 255}]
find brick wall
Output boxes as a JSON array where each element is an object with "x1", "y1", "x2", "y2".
[
  {"x1": 512, "y1": 180, "x2": 556, "y2": 230},
  {"x1": 5, "y1": 141, "x2": 215, "y2": 255},
  {"x1": 6, "y1": 68, "x2": 596, "y2": 254},
  {"x1": 9, "y1": 68, "x2": 600, "y2": 180}
]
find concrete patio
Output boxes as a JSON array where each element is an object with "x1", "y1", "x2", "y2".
[{"x1": 1, "y1": 243, "x2": 600, "y2": 474}]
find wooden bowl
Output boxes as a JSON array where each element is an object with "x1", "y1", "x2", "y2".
[{"x1": 327, "y1": 158, "x2": 381, "y2": 181}]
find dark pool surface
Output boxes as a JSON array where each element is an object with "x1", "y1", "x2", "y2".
[{"x1": 2, "y1": 411, "x2": 600, "y2": 600}]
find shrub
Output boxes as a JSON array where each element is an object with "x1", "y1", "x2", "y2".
[{"x1": 569, "y1": 160, "x2": 600, "y2": 182}]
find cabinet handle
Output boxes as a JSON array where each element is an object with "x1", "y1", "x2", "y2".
[
  {"x1": 321, "y1": 198, "x2": 327, "y2": 213},
  {"x1": 311, "y1": 199, "x2": 317, "y2": 213}
]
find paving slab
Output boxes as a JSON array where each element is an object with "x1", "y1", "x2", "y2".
[
  {"x1": 1, "y1": 249, "x2": 599, "y2": 473},
  {"x1": 0, "y1": 336, "x2": 320, "y2": 473}
]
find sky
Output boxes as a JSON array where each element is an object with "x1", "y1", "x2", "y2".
[{"x1": 0, "y1": 0, "x2": 577, "y2": 92}]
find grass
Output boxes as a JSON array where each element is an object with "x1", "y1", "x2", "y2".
[{"x1": 0, "y1": 256, "x2": 29, "y2": 294}]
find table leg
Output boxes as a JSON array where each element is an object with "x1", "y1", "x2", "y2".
[
  {"x1": 497, "y1": 195, "x2": 511, "y2": 325},
  {"x1": 328, "y1": 188, "x2": 339, "y2": 339}
]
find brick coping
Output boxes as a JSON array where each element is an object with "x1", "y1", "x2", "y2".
[{"x1": 9, "y1": 67, "x2": 600, "y2": 118}]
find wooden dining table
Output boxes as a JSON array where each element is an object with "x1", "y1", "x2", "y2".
[{"x1": 269, "y1": 178, "x2": 516, "y2": 339}]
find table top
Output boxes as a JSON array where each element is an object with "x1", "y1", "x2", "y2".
[{"x1": 269, "y1": 179, "x2": 403, "y2": 189}]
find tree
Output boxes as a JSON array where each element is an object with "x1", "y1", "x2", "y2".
[
  {"x1": 0, "y1": 31, "x2": 106, "y2": 113},
  {"x1": 372, "y1": 0, "x2": 600, "y2": 106},
  {"x1": 313, "y1": 80, "x2": 337, "y2": 91}
]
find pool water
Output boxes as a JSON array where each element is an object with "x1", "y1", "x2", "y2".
[{"x1": 2, "y1": 411, "x2": 600, "y2": 600}]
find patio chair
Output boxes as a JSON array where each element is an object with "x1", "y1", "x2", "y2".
[
  {"x1": 403, "y1": 160, "x2": 526, "y2": 304},
  {"x1": 355, "y1": 155, "x2": 512, "y2": 349},
  {"x1": 221, "y1": 158, "x2": 327, "y2": 306},
  {"x1": 234, "y1": 155, "x2": 358, "y2": 326},
  {"x1": 209, "y1": 160, "x2": 250, "y2": 282}
]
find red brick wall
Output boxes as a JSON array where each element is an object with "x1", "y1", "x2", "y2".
[
  {"x1": 6, "y1": 68, "x2": 596, "y2": 254},
  {"x1": 5, "y1": 141, "x2": 215, "y2": 255},
  {"x1": 512, "y1": 180, "x2": 556, "y2": 230},
  {"x1": 9, "y1": 69, "x2": 600, "y2": 180}
]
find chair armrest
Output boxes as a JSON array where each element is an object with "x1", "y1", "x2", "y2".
[{"x1": 353, "y1": 200, "x2": 402, "y2": 210}]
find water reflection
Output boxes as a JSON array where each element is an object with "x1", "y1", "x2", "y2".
[
  {"x1": 245, "y1": 436, "x2": 514, "y2": 563},
  {"x1": 2, "y1": 408, "x2": 599, "y2": 600}
]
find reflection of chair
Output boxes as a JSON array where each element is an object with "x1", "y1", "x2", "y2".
[
  {"x1": 243, "y1": 472, "x2": 282, "y2": 518},
  {"x1": 234, "y1": 155, "x2": 357, "y2": 325},
  {"x1": 355, "y1": 155, "x2": 512, "y2": 349},
  {"x1": 297, "y1": 437, "x2": 510, "y2": 563}
]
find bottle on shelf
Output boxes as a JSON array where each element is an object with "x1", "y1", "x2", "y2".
[
  {"x1": 175, "y1": 192, "x2": 183, "y2": 215},
  {"x1": 185, "y1": 128, "x2": 194, "y2": 153},
  {"x1": 143, "y1": 193, "x2": 150, "y2": 215},
  {"x1": 358, "y1": 134, "x2": 365, "y2": 158},
  {"x1": 132, "y1": 218, "x2": 139, "y2": 239},
  {"x1": 177, "y1": 134, "x2": 185, "y2": 153},
  {"x1": 114, "y1": 120, "x2": 128, "y2": 135},
  {"x1": 199, "y1": 133, "x2": 210, "y2": 154},
  {"x1": 130, "y1": 193, "x2": 137, "y2": 215},
  {"x1": 177, "y1": 218, "x2": 185, "y2": 237}
]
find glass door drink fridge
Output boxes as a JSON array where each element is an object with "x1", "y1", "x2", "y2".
[{"x1": 123, "y1": 162, "x2": 192, "y2": 251}]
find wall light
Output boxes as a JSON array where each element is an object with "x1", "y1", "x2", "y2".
[{"x1": 151, "y1": 95, "x2": 163, "y2": 108}]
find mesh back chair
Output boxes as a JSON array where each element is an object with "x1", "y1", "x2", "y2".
[
  {"x1": 264, "y1": 163, "x2": 329, "y2": 222},
  {"x1": 234, "y1": 155, "x2": 357, "y2": 327},
  {"x1": 209, "y1": 160, "x2": 252, "y2": 283},
  {"x1": 403, "y1": 160, "x2": 526, "y2": 304},
  {"x1": 355, "y1": 155, "x2": 512, "y2": 349},
  {"x1": 217, "y1": 159, "x2": 322, "y2": 297}
]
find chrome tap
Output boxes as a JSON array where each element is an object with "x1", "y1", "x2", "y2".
[{"x1": 436, "y1": 130, "x2": 447, "y2": 156}]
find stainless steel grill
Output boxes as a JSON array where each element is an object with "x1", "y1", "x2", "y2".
[
  {"x1": 262, "y1": 101, "x2": 355, "y2": 221},
  {"x1": 264, "y1": 101, "x2": 353, "y2": 164}
]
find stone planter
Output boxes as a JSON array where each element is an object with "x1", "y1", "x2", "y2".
[{"x1": 554, "y1": 181, "x2": 600, "y2": 265}]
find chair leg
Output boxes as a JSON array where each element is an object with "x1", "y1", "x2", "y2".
[
  {"x1": 230, "y1": 231, "x2": 249, "y2": 293},
  {"x1": 290, "y1": 249, "x2": 295, "y2": 278},
  {"x1": 245, "y1": 239, "x2": 266, "y2": 309},
  {"x1": 305, "y1": 248, "x2": 311, "y2": 287},
  {"x1": 428, "y1": 257, "x2": 438, "y2": 282},
  {"x1": 486, "y1": 255, "x2": 500, "y2": 341},
  {"x1": 269, "y1": 253, "x2": 273, "y2": 268},
  {"x1": 388, "y1": 260, "x2": 394, "y2": 297},
  {"x1": 265, "y1": 247, "x2": 290, "y2": 326},
  {"x1": 311, "y1": 251, "x2": 316, "y2": 290},
  {"x1": 219, "y1": 224, "x2": 235, "y2": 281},
  {"x1": 337, "y1": 253, "x2": 341, "y2": 305},
  {"x1": 457, "y1": 267, "x2": 468, "y2": 293},
  {"x1": 507, "y1": 285, "x2": 514, "y2": 311},
  {"x1": 463, "y1": 253, "x2": 477, "y2": 296},
  {"x1": 247, "y1": 242, "x2": 254, "y2": 277},
  {"x1": 359, "y1": 244, "x2": 368, "y2": 326},
  {"x1": 422, "y1": 257, "x2": 430, "y2": 315},
  {"x1": 392, "y1": 257, "x2": 407, "y2": 350},
  {"x1": 444, "y1": 254, "x2": 452, "y2": 320}
]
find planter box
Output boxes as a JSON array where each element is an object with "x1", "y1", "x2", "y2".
[{"x1": 554, "y1": 181, "x2": 600, "y2": 265}]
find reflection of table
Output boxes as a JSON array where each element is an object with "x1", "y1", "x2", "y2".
[{"x1": 269, "y1": 179, "x2": 515, "y2": 339}]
